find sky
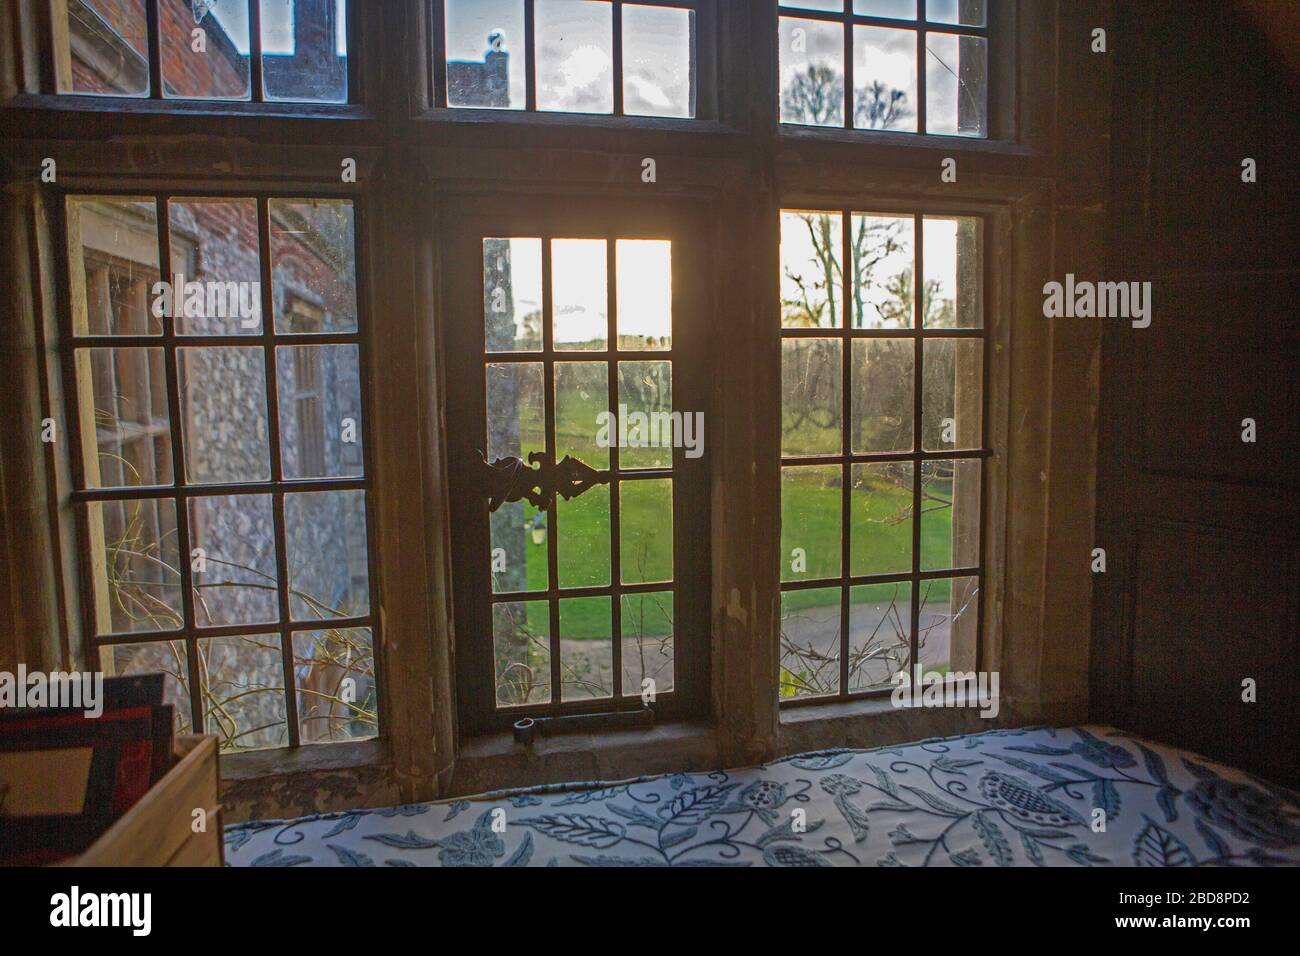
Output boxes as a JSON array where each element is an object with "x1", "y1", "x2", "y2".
[
  {"x1": 494, "y1": 238, "x2": 672, "y2": 348},
  {"x1": 779, "y1": 212, "x2": 964, "y2": 327},
  {"x1": 778, "y1": 5, "x2": 985, "y2": 133},
  {"x1": 203, "y1": 0, "x2": 349, "y2": 57},
  {"x1": 444, "y1": 0, "x2": 693, "y2": 116}
]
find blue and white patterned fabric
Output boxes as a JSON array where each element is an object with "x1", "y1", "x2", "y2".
[{"x1": 224, "y1": 725, "x2": 1300, "y2": 867}]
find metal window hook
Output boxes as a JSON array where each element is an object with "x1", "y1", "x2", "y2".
[{"x1": 475, "y1": 449, "x2": 610, "y2": 513}]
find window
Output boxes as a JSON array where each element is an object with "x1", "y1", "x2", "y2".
[
  {"x1": 436, "y1": 0, "x2": 700, "y2": 117},
  {"x1": 442, "y1": 202, "x2": 710, "y2": 734},
  {"x1": 778, "y1": 207, "x2": 986, "y2": 702},
  {"x1": 62, "y1": 193, "x2": 377, "y2": 752},
  {"x1": 778, "y1": 0, "x2": 988, "y2": 135},
  {"x1": 52, "y1": 0, "x2": 351, "y2": 103}
]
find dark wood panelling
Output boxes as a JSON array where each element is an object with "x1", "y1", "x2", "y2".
[
  {"x1": 1093, "y1": 0, "x2": 1299, "y2": 787},
  {"x1": 1142, "y1": 274, "x2": 1297, "y2": 489},
  {"x1": 1129, "y1": 521, "x2": 1296, "y2": 785}
]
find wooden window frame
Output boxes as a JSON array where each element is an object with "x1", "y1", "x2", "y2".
[
  {"x1": 53, "y1": 187, "x2": 382, "y2": 752},
  {"x1": 777, "y1": 205, "x2": 991, "y2": 707},
  {"x1": 45, "y1": 0, "x2": 361, "y2": 106},
  {"x1": 440, "y1": 196, "x2": 712, "y2": 737},
  {"x1": 428, "y1": 0, "x2": 717, "y2": 121}
]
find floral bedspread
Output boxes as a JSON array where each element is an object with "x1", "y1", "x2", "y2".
[{"x1": 223, "y1": 725, "x2": 1300, "y2": 867}]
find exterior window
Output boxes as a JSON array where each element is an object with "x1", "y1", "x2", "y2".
[
  {"x1": 437, "y1": 0, "x2": 699, "y2": 118},
  {"x1": 52, "y1": 0, "x2": 350, "y2": 103},
  {"x1": 778, "y1": 207, "x2": 987, "y2": 702},
  {"x1": 442, "y1": 205, "x2": 709, "y2": 735},
  {"x1": 777, "y1": 1, "x2": 988, "y2": 136},
  {"x1": 63, "y1": 194, "x2": 377, "y2": 751}
]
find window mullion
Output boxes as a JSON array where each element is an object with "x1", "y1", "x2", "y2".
[
  {"x1": 250, "y1": 0, "x2": 266, "y2": 103},
  {"x1": 155, "y1": 193, "x2": 204, "y2": 735},
  {"x1": 909, "y1": 211, "x2": 924, "y2": 681},
  {"x1": 256, "y1": 196, "x2": 301, "y2": 747}
]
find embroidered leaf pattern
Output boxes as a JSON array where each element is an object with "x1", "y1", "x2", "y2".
[
  {"x1": 219, "y1": 727, "x2": 1300, "y2": 869},
  {"x1": 517, "y1": 814, "x2": 627, "y2": 849},
  {"x1": 973, "y1": 812, "x2": 1013, "y2": 866}
]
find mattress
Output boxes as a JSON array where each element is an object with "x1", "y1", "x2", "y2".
[{"x1": 223, "y1": 725, "x2": 1300, "y2": 867}]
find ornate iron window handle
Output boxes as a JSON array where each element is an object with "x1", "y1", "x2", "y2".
[{"x1": 476, "y1": 449, "x2": 610, "y2": 513}]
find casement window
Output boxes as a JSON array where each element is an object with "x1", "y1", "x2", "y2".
[
  {"x1": 778, "y1": 207, "x2": 987, "y2": 703},
  {"x1": 51, "y1": 0, "x2": 352, "y2": 103},
  {"x1": 432, "y1": 0, "x2": 711, "y2": 118},
  {"x1": 442, "y1": 199, "x2": 710, "y2": 735},
  {"x1": 777, "y1": 0, "x2": 988, "y2": 135},
  {"x1": 60, "y1": 193, "x2": 378, "y2": 751}
]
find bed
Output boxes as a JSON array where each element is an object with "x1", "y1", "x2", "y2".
[{"x1": 223, "y1": 725, "x2": 1300, "y2": 867}]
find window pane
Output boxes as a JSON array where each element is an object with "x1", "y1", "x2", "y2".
[
  {"x1": 620, "y1": 478, "x2": 673, "y2": 585},
  {"x1": 925, "y1": 32, "x2": 987, "y2": 137},
  {"x1": 86, "y1": 498, "x2": 182, "y2": 635},
  {"x1": 919, "y1": 458, "x2": 981, "y2": 571},
  {"x1": 622, "y1": 4, "x2": 694, "y2": 118},
  {"x1": 276, "y1": 344, "x2": 364, "y2": 478},
  {"x1": 285, "y1": 489, "x2": 370, "y2": 620},
  {"x1": 559, "y1": 596, "x2": 613, "y2": 700},
  {"x1": 269, "y1": 199, "x2": 357, "y2": 334},
  {"x1": 487, "y1": 362, "x2": 545, "y2": 462},
  {"x1": 852, "y1": 338, "x2": 913, "y2": 453},
  {"x1": 169, "y1": 199, "x2": 263, "y2": 335},
  {"x1": 616, "y1": 361, "x2": 672, "y2": 470},
  {"x1": 74, "y1": 347, "x2": 174, "y2": 488},
  {"x1": 293, "y1": 627, "x2": 377, "y2": 743},
  {"x1": 780, "y1": 588, "x2": 840, "y2": 700},
  {"x1": 922, "y1": 216, "x2": 982, "y2": 328},
  {"x1": 446, "y1": 0, "x2": 525, "y2": 109},
  {"x1": 783, "y1": 1, "x2": 845, "y2": 13},
  {"x1": 555, "y1": 361, "x2": 608, "y2": 464},
  {"x1": 189, "y1": 493, "x2": 278, "y2": 627},
  {"x1": 852, "y1": 25, "x2": 917, "y2": 132},
  {"x1": 178, "y1": 346, "x2": 271, "y2": 484},
  {"x1": 552, "y1": 239, "x2": 608, "y2": 350},
  {"x1": 779, "y1": 17, "x2": 844, "y2": 127},
  {"x1": 485, "y1": 238, "x2": 543, "y2": 352},
  {"x1": 100, "y1": 641, "x2": 192, "y2": 734},
  {"x1": 854, "y1": 0, "x2": 916, "y2": 18},
  {"x1": 781, "y1": 211, "x2": 842, "y2": 329},
  {"x1": 781, "y1": 338, "x2": 842, "y2": 456},
  {"x1": 487, "y1": 363, "x2": 547, "y2": 593},
  {"x1": 556, "y1": 366, "x2": 610, "y2": 581},
  {"x1": 160, "y1": 0, "x2": 251, "y2": 100},
  {"x1": 781, "y1": 464, "x2": 841, "y2": 582},
  {"x1": 494, "y1": 601, "x2": 551, "y2": 705},
  {"x1": 536, "y1": 0, "x2": 614, "y2": 114},
  {"x1": 851, "y1": 213, "x2": 913, "y2": 329},
  {"x1": 918, "y1": 575, "x2": 980, "y2": 677},
  {"x1": 621, "y1": 591, "x2": 673, "y2": 697},
  {"x1": 558, "y1": 485, "x2": 610, "y2": 588},
  {"x1": 198, "y1": 633, "x2": 287, "y2": 751},
  {"x1": 57, "y1": 0, "x2": 150, "y2": 96},
  {"x1": 922, "y1": 338, "x2": 982, "y2": 452},
  {"x1": 927, "y1": 0, "x2": 986, "y2": 27},
  {"x1": 260, "y1": 0, "x2": 348, "y2": 103},
  {"x1": 67, "y1": 197, "x2": 161, "y2": 336},
  {"x1": 850, "y1": 462, "x2": 912, "y2": 575},
  {"x1": 616, "y1": 239, "x2": 672, "y2": 349},
  {"x1": 849, "y1": 581, "x2": 911, "y2": 692}
]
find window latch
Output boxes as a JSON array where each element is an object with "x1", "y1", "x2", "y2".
[{"x1": 475, "y1": 449, "x2": 610, "y2": 513}]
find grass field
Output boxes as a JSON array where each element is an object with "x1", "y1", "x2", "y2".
[{"x1": 494, "y1": 404, "x2": 958, "y2": 637}]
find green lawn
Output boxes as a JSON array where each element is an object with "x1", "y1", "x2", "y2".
[{"x1": 498, "y1": 397, "x2": 957, "y2": 637}]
